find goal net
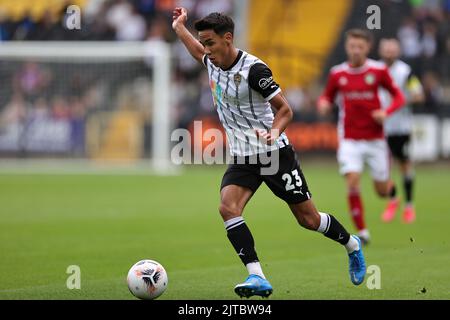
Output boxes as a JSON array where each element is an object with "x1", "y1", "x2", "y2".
[{"x1": 0, "y1": 41, "x2": 173, "y2": 172}]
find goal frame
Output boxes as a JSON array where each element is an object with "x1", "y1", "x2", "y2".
[{"x1": 0, "y1": 41, "x2": 173, "y2": 173}]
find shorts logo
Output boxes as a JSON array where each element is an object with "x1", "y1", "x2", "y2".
[
  {"x1": 259, "y1": 76, "x2": 274, "y2": 90},
  {"x1": 365, "y1": 73, "x2": 375, "y2": 85}
]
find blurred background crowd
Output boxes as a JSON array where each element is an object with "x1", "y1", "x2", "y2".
[{"x1": 0, "y1": 0, "x2": 449, "y2": 159}]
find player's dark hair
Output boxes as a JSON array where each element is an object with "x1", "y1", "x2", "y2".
[
  {"x1": 345, "y1": 28, "x2": 373, "y2": 44},
  {"x1": 194, "y1": 12, "x2": 234, "y2": 36}
]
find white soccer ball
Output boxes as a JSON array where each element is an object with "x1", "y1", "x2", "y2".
[{"x1": 127, "y1": 259, "x2": 168, "y2": 300}]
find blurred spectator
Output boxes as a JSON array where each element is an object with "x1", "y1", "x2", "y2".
[
  {"x1": 51, "y1": 96, "x2": 71, "y2": 120},
  {"x1": 28, "y1": 9, "x2": 65, "y2": 40},
  {"x1": 0, "y1": 93, "x2": 27, "y2": 127},
  {"x1": 176, "y1": 0, "x2": 196, "y2": 14},
  {"x1": 31, "y1": 97, "x2": 51, "y2": 120},
  {"x1": 285, "y1": 87, "x2": 319, "y2": 123},
  {"x1": 134, "y1": 0, "x2": 157, "y2": 20},
  {"x1": 155, "y1": 0, "x2": 176, "y2": 15},
  {"x1": 84, "y1": 0, "x2": 110, "y2": 23},
  {"x1": 13, "y1": 62, "x2": 52, "y2": 103},
  {"x1": 422, "y1": 21, "x2": 438, "y2": 53},
  {"x1": 285, "y1": 87, "x2": 306, "y2": 120},
  {"x1": 421, "y1": 71, "x2": 445, "y2": 113},
  {"x1": 82, "y1": 0, "x2": 115, "y2": 40},
  {"x1": 116, "y1": 4, "x2": 147, "y2": 40},
  {"x1": 198, "y1": 72, "x2": 215, "y2": 117},
  {"x1": 146, "y1": 14, "x2": 170, "y2": 41},
  {"x1": 106, "y1": 0, "x2": 147, "y2": 41},
  {"x1": 421, "y1": 19, "x2": 439, "y2": 72},
  {"x1": 173, "y1": 26, "x2": 202, "y2": 78},
  {"x1": 397, "y1": 17, "x2": 422, "y2": 73},
  {"x1": 11, "y1": 10, "x2": 35, "y2": 40},
  {"x1": 70, "y1": 97, "x2": 86, "y2": 156},
  {"x1": 194, "y1": 0, "x2": 233, "y2": 19},
  {"x1": 0, "y1": 0, "x2": 234, "y2": 43},
  {"x1": 0, "y1": 10, "x2": 9, "y2": 41},
  {"x1": 106, "y1": 0, "x2": 133, "y2": 29}
]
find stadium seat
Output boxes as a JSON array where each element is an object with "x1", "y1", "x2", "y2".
[{"x1": 248, "y1": 0, "x2": 352, "y2": 88}]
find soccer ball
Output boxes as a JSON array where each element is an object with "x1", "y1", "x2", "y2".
[{"x1": 127, "y1": 259, "x2": 168, "y2": 300}]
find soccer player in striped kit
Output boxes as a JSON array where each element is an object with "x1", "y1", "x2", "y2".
[
  {"x1": 318, "y1": 29, "x2": 406, "y2": 245},
  {"x1": 173, "y1": 8, "x2": 366, "y2": 298},
  {"x1": 378, "y1": 38, "x2": 424, "y2": 223}
]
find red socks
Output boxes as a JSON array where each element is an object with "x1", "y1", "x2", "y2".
[{"x1": 348, "y1": 189, "x2": 365, "y2": 231}]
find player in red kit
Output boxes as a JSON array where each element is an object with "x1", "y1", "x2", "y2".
[{"x1": 318, "y1": 29, "x2": 405, "y2": 244}]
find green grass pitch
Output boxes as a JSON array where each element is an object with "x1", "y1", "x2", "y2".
[{"x1": 0, "y1": 162, "x2": 449, "y2": 300}]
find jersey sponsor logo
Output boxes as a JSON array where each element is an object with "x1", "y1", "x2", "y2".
[
  {"x1": 258, "y1": 76, "x2": 274, "y2": 90},
  {"x1": 210, "y1": 80, "x2": 223, "y2": 106},
  {"x1": 344, "y1": 90, "x2": 375, "y2": 100},
  {"x1": 210, "y1": 80, "x2": 240, "y2": 106},
  {"x1": 365, "y1": 73, "x2": 376, "y2": 85}
]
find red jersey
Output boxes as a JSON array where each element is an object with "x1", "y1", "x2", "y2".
[{"x1": 319, "y1": 59, "x2": 405, "y2": 140}]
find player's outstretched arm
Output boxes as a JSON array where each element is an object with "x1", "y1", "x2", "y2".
[{"x1": 172, "y1": 7, "x2": 205, "y2": 64}]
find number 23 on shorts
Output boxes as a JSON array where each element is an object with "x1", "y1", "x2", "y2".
[{"x1": 282, "y1": 169, "x2": 303, "y2": 194}]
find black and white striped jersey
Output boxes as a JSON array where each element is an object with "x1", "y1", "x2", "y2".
[
  {"x1": 379, "y1": 60, "x2": 422, "y2": 136},
  {"x1": 203, "y1": 50, "x2": 289, "y2": 156}
]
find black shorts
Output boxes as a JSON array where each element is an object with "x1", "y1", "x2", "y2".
[
  {"x1": 220, "y1": 145, "x2": 312, "y2": 204},
  {"x1": 387, "y1": 134, "x2": 411, "y2": 162}
]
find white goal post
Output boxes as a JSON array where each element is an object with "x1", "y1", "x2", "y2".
[{"x1": 0, "y1": 41, "x2": 173, "y2": 173}]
